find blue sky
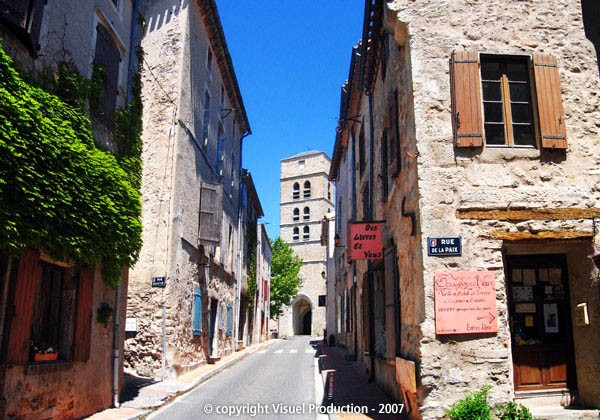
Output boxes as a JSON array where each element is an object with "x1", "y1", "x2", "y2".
[{"x1": 217, "y1": 1, "x2": 364, "y2": 240}]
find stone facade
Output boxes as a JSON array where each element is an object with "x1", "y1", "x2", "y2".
[
  {"x1": 124, "y1": 0, "x2": 253, "y2": 378},
  {"x1": 278, "y1": 151, "x2": 332, "y2": 337},
  {"x1": 331, "y1": 1, "x2": 600, "y2": 418}
]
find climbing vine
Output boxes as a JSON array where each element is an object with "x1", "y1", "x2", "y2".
[{"x1": 0, "y1": 44, "x2": 142, "y2": 286}]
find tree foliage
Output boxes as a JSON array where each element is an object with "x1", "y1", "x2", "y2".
[
  {"x1": 269, "y1": 237, "x2": 302, "y2": 318},
  {"x1": 0, "y1": 44, "x2": 142, "y2": 286}
]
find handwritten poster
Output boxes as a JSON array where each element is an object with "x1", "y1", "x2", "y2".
[{"x1": 434, "y1": 271, "x2": 498, "y2": 334}]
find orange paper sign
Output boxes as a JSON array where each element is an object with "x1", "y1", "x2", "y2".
[
  {"x1": 349, "y1": 222, "x2": 383, "y2": 260},
  {"x1": 434, "y1": 271, "x2": 497, "y2": 334}
]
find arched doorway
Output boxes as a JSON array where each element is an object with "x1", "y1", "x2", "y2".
[{"x1": 292, "y1": 296, "x2": 312, "y2": 335}]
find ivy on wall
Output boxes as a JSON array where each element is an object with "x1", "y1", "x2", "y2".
[{"x1": 0, "y1": 44, "x2": 142, "y2": 286}]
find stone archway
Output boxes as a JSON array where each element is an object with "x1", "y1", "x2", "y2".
[{"x1": 292, "y1": 296, "x2": 312, "y2": 335}]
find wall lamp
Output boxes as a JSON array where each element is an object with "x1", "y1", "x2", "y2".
[{"x1": 334, "y1": 233, "x2": 346, "y2": 248}]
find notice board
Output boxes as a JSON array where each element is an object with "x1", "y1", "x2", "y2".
[{"x1": 434, "y1": 271, "x2": 497, "y2": 334}]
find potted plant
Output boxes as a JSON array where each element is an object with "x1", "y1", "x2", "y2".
[{"x1": 32, "y1": 342, "x2": 58, "y2": 362}]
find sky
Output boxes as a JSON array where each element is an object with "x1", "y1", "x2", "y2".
[{"x1": 216, "y1": 1, "x2": 365, "y2": 240}]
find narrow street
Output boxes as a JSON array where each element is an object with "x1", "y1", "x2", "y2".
[{"x1": 149, "y1": 337, "x2": 320, "y2": 420}]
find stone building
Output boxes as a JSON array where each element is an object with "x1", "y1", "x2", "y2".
[
  {"x1": 278, "y1": 151, "x2": 333, "y2": 337},
  {"x1": 124, "y1": 0, "x2": 253, "y2": 378},
  {"x1": 0, "y1": 0, "x2": 140, "y2": 417},
  {"x1": 330, "y1": 0, "x2": 600, "y2": 418},
  {"x1": 253, "y1": 223, "x2": 271, "y2": 344}
]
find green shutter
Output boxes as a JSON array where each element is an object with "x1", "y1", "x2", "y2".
[{"x1": 193, "y1": 288, "x2": 202, "y2": 336}]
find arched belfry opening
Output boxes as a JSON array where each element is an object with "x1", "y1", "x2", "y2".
[{"x1": 292, "y1": 296, "x2": 312, "y2": 335}]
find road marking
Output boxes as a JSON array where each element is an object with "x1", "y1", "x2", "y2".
[
  {"x1": 274, "y1": 349, "x2": 284, "y2": 354},
  {"x1": 305, "y1": 349, "x2": 313, "y2": 353},
  {"x1": 290, "y1": 349, "x2": 298, "y2": 353},
  {"x1": 258, "y1": 349, "x2": 267, "y2": 354}
]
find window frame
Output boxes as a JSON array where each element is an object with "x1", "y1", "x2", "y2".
[{"x1": 480, "y1": 55, "x2": 536, "y2": 148}]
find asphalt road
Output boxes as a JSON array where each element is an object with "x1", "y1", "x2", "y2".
[{"x1": 149, "y1": 336, "x2": 320, "y2": 420}]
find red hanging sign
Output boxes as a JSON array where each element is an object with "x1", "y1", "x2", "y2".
[{"x1": 349, "y1": 222, "x2": 383, "y2": 260}]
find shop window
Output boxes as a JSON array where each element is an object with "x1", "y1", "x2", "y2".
[
  {"x1": 92, "y1": 23, "x2": 121, "y2": 128},
  {"x1": 303, "y1": 206, "x2": 310, "y2": 221},
  {"x1": 292, "y1": 182, "x2": 300, "y2": 200},
  {"x1": 292, "y1": 227, "x2": 299, "y2": 242},
  {"x1": 293, "y1": 208, "x2": 300, "y2": 222},
  {"x1": 303, "y1": 226, "x2": 310, "y2": 241},
  {"x1": 303, "y1": 181, "x2": 311, "y2": 198},
  {"x1": 450, "y1": 51, "x2": 566, "y2": 149}
]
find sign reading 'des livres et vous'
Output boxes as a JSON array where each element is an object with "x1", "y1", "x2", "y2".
[
  {"x1": 349, "y1": 222, "x2": 383, "y2": 261},
  {"x1": 434, "y1": 271, "x2": 497, "y2": 335}
]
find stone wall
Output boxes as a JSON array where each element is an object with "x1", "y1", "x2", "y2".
[{"x1": 384, "y1": 0, "x2": 600, "y2": 417}]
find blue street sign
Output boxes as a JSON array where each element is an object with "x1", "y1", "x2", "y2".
[{"x1": 427, "y1": 237, "x2": 462, "y2": 256}]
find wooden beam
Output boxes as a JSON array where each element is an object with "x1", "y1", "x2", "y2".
[
  {"x1": 484, "y1": 230, "x2": 592, "y2": 241},
  {"x1": 457, "y1": 208, "x2": 600, "y2": 221}
]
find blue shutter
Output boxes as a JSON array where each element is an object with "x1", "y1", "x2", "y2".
[
  {"x1": 226, "y1": 302, "x2": 233, "y2": 337},
  {"x1": 193, "y1": 288, "x2": 202, "y2": 336}
]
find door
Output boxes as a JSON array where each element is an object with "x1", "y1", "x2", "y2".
[
  {"x1": 209, "y1": 298, "x2": 218, "y2": 355},
  {"x1": 506, "y1": 254, "x2": 577, "y2": 391}
]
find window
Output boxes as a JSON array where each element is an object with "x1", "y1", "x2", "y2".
[
  {"x1": 193, "y1": 288, "x2": 202, "y2": 336},
  {"x1": 450, "y1": 51, "x2": 567, "y2": 149},
  {"x1": 362, "y1": 183, "x2": 370, "y2": 221},
  {"x1": 207, "y1": 48, "x2": 213, "y2": 77},
  {"x1": 293, "y1": 227, "x2": 299, "y2": 242},
  {"x1": 0, "y1": 0, "x2": 45, "y2": 52},
  {"x1": 293, "y1": 208, "x2": 300, "y2": 222},
  {"x1": 226, "y1": 302, "x2": 233, "y2": 337},
  {"x1": 381, "y1": 130, "x2": 389, "y2": 200},
  {"x1": 31, "y1": 263, "x2": 71, "y2": 361},
  {"x1": 384, "y1": 245, "x2": 400, "y2": 358},
  {"x1": 303, "y1": 181, "x2": 311, "y2": 199},
  {"x1": 202, "y1": 91, "x2": 211, "y2": 146},
  {"x1": 93, "y1": 23, "x2": 121, "y2": 127},
  {"x1": 303, "y1": 206, "x2": 310, "y2": 221},
  {"x1": 216, "y1": 123, "x2": 225, "y2": 177},
  {"x1": 220, "y1": 85, "x2": 225, "y2": 107},
  {"x1": 386, "y1": 90, "x2": 401, "y2": 176},
  {"x1": 318, "y1": 295, "x2": 326, "y2": 307},
  {"x1": 481, "y1": 57, "x2": 534, "y2": 146},
  {"x1": 358, "y1": 125, "x2": 366, "y2": 176},
  {"x1": 298, "y1": 159, "x2": 305, "y2": 168},
  {"x1": 292, "y1": 182, "x2": 300, "y2": 200},
  {"x1": 303, "y1": 226, "x2": 310, "y2": 241},
  {"x1": 327, "y1": 183, "x2": 331, "y2": 200}
]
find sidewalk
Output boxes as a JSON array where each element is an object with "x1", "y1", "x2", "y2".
[
  {"x1": 316, "y1": 344, "x2": 406, "y2": 420},
  {"x1": 86, "y1": 339, "x2": 281, "y2": 420}
]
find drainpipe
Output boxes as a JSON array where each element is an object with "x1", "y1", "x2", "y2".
[
  {"x1": 234, "y1": 130, "x2": 251, "y2": 348},
  {"x1": 113, "y1": 279, "x2": 121, "y2": 408},
  {"x1": 367, "y1": 92, "x2": 375, "y2": 382}
]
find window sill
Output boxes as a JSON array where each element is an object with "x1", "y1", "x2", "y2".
[
  {"x1": 476, "y1": 146, "x2": 540, "y2": 162},
  {"x1": 25, "y1": 360, "x2": 74, "y2": 375}
]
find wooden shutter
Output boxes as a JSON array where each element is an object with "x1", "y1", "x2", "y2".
[
  {"x1": 450, "y1": 51, "x2": 484, "y2": 147},
  {"x1": 532, "y1": 54, "x2": 567, "y2": 149},
  {"x1": 73, "y1": 269, "x2": 94, "y2": 362},
  {"x1": 226, "y1": 302, "x2": 233, "y2": 337},
  {"x1": 6, "y1": 249, "x2": 40, "y2": 363},
  {"x1": 198, "y1": 181, "x2": 223, "y2": 245},
  {"x1": 193, "y1": 288, "x2": 202, "y2": 336},
  {"x1": 93, "y1": 23, "x2": 121, "y2": 125},
  {"x1": 384, "y1": 245, "x2": 399, "y2": 359},
  {"x1": 28, "y1": 0, "x2": 45, "y2": 52},
  {"x1": 0, "y1": 0, "x2": 29, "y2": 29}
]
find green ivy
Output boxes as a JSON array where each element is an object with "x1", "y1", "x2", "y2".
[{"x1": 0, "y1": 44, "x2": 141, "y2": 286}]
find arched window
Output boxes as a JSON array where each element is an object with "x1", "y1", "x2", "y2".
[
  {"x1": 293, "y1": 227, "x2": 299, "y2": 241},
  {"x1": 303, "y1": 206, "x2": 310, "y2": 221},
  {"x1": 303, "y1": 226, "x2": 310, "y2": 240},
  {"x1": 303, "y1": 181, "x2": 311, "y2": 198},
  {"x1": 293, "y1": 208, "x2": 300, "y2": 222},
  {"x1": 328, "y1": 183, "x2": 331, "y2": 200},
  {"x1": 293, "y1": 182, "x2": 300, "y2": 200}
]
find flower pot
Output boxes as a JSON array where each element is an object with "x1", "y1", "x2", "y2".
[{"x1": 34, "y1": 352, "x2": 58, "y2": 362}]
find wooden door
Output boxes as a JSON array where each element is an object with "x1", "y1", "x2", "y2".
[{"x1": 507, "y1": 255, "x2": 576, "y2": 391}]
